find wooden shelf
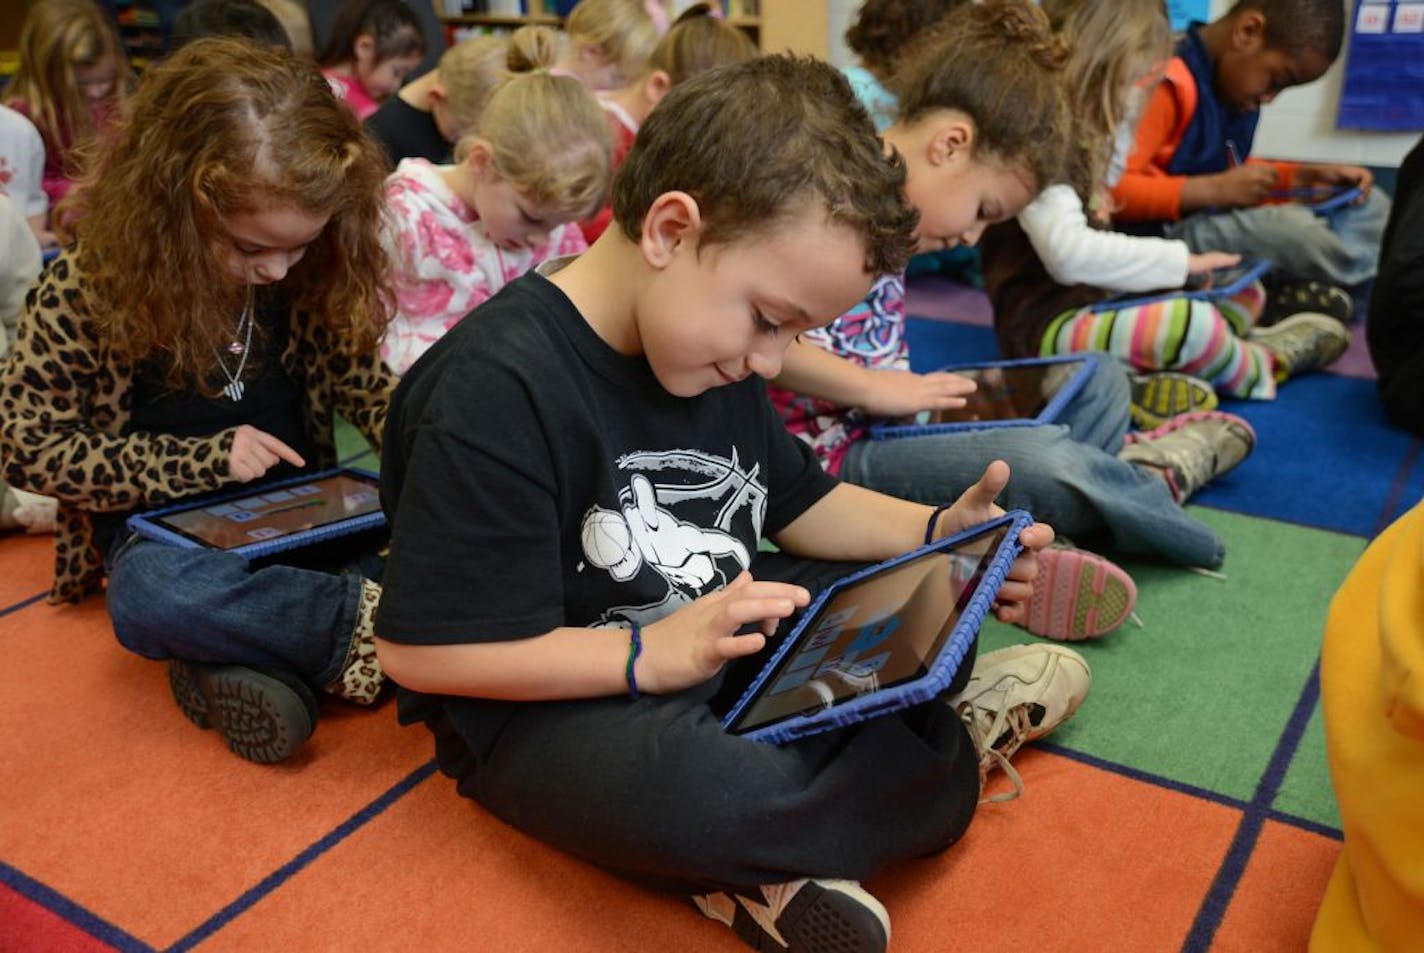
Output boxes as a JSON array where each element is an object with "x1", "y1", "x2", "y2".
[{"x1": 432, "y1": 0, "x2": 823, "y2": 57}]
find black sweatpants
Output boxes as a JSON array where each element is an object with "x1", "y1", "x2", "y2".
[{"x1": 414, "y1": 553, "x2": 982, "y2": 894}]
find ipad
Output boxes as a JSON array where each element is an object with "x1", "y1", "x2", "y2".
[
  {"x1": 868, "y1": 354, "x2": 1097, "y2": 439},
  {"x1": 1269, "y1": 184, "x2": 1362, "y2": 214},
  {"x1": 126, "y1": 467, "x2": 385, "y2": 561},
  {"x1": 1089, "y1": 257, "x2": 1273, "y2": 313},
  {"x1": 720, "y1": 510, "x2": 1031, "y2": 745}
]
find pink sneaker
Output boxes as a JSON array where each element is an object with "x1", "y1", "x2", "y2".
[{"x1": 1022, "y1": 546, "x2": 1136, "y2": 641}]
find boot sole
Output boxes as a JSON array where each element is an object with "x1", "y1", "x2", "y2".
[
  {"x1": 1129, "y1": 374, "x2": 1219, "y2": 430},
  {"x1": 167, "y1": 660, "x2": 316, "y2": 764}
]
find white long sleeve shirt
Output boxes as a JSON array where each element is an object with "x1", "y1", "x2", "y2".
[{"x1": 1017, "y1": 182, "x2": 1191, "y2": 293}]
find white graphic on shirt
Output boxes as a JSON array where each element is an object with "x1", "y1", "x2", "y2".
[{"x1": 581, "y1": 448, "x2": 765, "y2": 626}]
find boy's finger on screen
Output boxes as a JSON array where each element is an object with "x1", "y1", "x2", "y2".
[{"x1": 719, "y1": 632, "x2": 768, "y2": 659}]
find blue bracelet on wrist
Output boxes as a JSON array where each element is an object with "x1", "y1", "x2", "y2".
[
  {"x1": 625, "y1": 622, "x2": 643, "y2": 699},
  {"x1": 925, "y1": 502, "x2": 954, "y2": 545}
]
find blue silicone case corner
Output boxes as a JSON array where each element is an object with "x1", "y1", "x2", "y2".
[
  {"x1": 124, "y1": 465, "x2": 385, "y2": 562},
  {"x1": 722, "y1": 510, "x2": 1033, "y2": 745},
  {"x1": 867, "y1": 354, "x2": 1098, "y2": 440},
  {"x1": 1307, "y1": 185, "x2": 1362, "y2": 215},
  {"x1": 1089, "y1": 258, "x2": 1273, "y2": 313}
]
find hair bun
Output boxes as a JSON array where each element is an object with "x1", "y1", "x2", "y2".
[{"x1": 985, "y1": 0, "x2": 1069, "y2": 71}]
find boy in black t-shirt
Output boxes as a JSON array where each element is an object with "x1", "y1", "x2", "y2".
[{"x1": 376, "y1": 55, "x2": 1090, "y2": 953}]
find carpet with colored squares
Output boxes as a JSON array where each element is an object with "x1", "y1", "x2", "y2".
[{"x1": 1, "y1": 274, "x2": 1412, "y2": 953}]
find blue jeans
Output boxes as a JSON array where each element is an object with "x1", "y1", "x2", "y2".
[
  {"x1": 105, "y1": 536, "x2": 366, "y2": 687},
  {"x1": 1168, "y1": 189, "x2": 1392, "y2": 288},
  {"x1": 839, "y1": 355, "x2": 1226, "y2": 567}
]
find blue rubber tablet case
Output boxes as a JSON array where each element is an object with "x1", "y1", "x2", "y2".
[
  {"x1": 1269, "y1": 185, "x2": 1363, "y2": 215},
  {"x1": 721, "y1": 510, "x2": 1032, "y2": 745},
  {"x1": 125, "y1": 466, "x2": 385, "y2": 562},
  {"x1": 1089, "y1": 257, "x2": 1273, "y2": 313},
  {"x1": 868, "y1": 354, "x2": 1098, "y2": 439}
]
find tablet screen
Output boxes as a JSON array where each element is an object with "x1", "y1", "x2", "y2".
[
  {"x1": 147, "y1": 472, "x2": 383, "y2": 550},
  {"x1": 926, "y1": 360, "x2": 1087, "y2": 424},
  {"x1": 727, "y1": 523, "x2": 1011, "y2": 734}
]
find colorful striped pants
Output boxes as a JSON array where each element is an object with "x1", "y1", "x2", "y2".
[{"x1": 1040, "y1": 281, "x2": 1275, "y2": 399}]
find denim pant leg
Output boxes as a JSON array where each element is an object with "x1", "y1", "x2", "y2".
[
  {"x1": 840, "y1": 427, "x2": 1225, "y2": 567},
  {"x1": 1168, "y1": 194, "x2": 1390, "y2": 287},
  {"x1": 106, "y1": 538, "x2": 363, "y2": 687},
  {"x1": 1052, "y1": 352, "x2": 1132, "y2": 452}
]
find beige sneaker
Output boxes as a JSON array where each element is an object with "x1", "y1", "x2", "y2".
[
  {"x1": 1249, "y1": 311, "x2": 1350, "y2": 382},
  {"x1": 693, "y1": 878, "x2": 890, "y2": 953},
  {"x1": 1119, "y1": 410, "x2": 1256, "y2": 503},
  {"x1": 948, "y1": 644, "x2": 1091, "y2": 802}
]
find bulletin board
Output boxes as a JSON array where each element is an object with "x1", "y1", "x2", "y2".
[
  {"x1": 1167, "y1": 0, "x2": 1211, "y2": 30},
  {"x1": 1338, "y1": 0, "x2": 1424, "y2": 130}
]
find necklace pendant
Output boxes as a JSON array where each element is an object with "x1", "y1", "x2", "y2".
[
  {"x1": 223, "y1": 380, "x2": 245, "y2": 401},
  {"x1": 227, "y1": 341, "x2": 246, "y2": 356}
]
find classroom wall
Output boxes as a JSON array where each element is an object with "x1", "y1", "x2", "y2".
[{"x1": 825, "y1": 0, "x2": 1420, "y2": 169}]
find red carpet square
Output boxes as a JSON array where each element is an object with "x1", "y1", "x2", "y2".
[{"x1": 1210, "y1": 820, "x2": 1339, "y2": 953}]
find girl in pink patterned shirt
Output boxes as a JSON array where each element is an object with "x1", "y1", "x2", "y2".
[
  {"x1": 318, "y1": 0, "x2": 425, "y2": 121},
  {"x1": 381, "y1": 71, "x2": 611, "y2": 374}
]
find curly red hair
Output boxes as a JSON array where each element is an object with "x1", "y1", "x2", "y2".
[{"x1": 73, "y1": 37, "x2": 393, "y2": 389}]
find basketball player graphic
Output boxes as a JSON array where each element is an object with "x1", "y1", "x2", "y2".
[{"x1": 581, "y1": 449, "x2": 764, "y2": 626}]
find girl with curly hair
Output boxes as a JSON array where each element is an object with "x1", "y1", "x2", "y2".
[
  {"x1": 0, "y1": 38, "x2": 399, "y2": 765},
  {"x1": 842, "y1": 0, "x2": 969, "y2": 130}
]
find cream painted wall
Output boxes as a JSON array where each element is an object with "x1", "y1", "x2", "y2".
[{"x1": 825, "y1": 0, "x2": 1419, "y2": 168}]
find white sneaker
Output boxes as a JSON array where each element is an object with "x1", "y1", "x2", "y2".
[
  {"x1": 692, "y1": 878, "x2": 889, "y2": 953},
  {"x1": 948, "y1": 644, "x2": 1091, "y2": 802}
]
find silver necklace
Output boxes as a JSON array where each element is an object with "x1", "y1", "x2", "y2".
[{"x1": 213, "y1": 286, "x2": 254, "y2": 401}]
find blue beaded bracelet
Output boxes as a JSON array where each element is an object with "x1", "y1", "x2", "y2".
[{"x1": 625, "y1": 622, "x2": 643, "y2": 699}]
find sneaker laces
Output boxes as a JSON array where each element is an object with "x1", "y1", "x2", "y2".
[{"x1": 957, "y1": 700, "x2": 1031, "y2": 803}]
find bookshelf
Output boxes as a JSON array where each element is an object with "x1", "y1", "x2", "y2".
[{"x1": 433, "y1": 0, "x2": 827, "y2": 58}]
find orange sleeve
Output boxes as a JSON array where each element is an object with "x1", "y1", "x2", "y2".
[{"x1": 1110, "y1": 59, "x2": 1195, "y2": 222}]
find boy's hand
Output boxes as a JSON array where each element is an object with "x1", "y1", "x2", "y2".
[
  {"x1": 1187, "y1": 251, "x2": 1241, "y2": 276},
  {"x1": 636, "y1": 572, "x2": 810, "y2": 694},
  {"x1": 930, "y1": 460, "x2": 1054, "y2": 625},
  {"x1": 1211, "y1": 164, "x2": 1278, "y2": 207},
  {"x1": 857, "y1": 368, "x2": 978, "y2": 417},
  {"x1": 1295, "y1": 163, "x2": 1373, "y2": 196},
  {"x1": 227, "y1": 424, "x2": 307, "y2": 482}
]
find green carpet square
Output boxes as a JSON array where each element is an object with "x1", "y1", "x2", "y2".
[
  {"x1": 978, "y1": 507, "x2": 1364, "y2": 803},
  {"x1": 1275, "y1": 703, "x2": 1341, "y2": 831},
  {"x1": 335, "y1": 414, "x2": 377, "y2": 469}
]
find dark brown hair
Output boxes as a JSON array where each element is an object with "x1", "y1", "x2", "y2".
[
  {"x1": 1228, "y1": 0, "x2": 1345, "y2": 61},
  {"x1": 74, "y1": 38, "x2": 393, "y2": 388},
  {"x1": 845, "y1": 0, "x2": 972, "y2": 81},
  {"x1": 894, "y1": 0, "x2": 1072, "y2": 193},
  {"x1": 612, "y1": 54, "x2": 917, "y2": 277},
  {"x1": 318, "y1": 0, "x2": 425, "y2": 67}
]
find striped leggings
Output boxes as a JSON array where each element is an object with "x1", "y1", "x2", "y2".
[{"x1": 1040, "y1": 281, "x2": 1275, "y2": 399}]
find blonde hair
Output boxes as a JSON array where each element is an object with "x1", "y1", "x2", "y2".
[
  {"x1": 457, "y1": 73, "x2": 611, "y2": 223},
  {"x1": 73, "y1": 38, "x2": 392, "y2": 389},
  {"x1": 257, "y1": 0, "x2": 317, "y2": 58},
  {"x1": 642, "y1": 3, "x2": 757, "y2": 86},
  {"x1": 565, "y1": 0, "x2": 663, "y2": 81},
  {"x1": 6, "y1": 0, "x2": 129, "y2": 173},
  {"x1": 1041, "y1": 0, "x2": 1171, "y2": 198},
  {"x1": 438, "y1": 25, "x2": 559, "y2": 140}
]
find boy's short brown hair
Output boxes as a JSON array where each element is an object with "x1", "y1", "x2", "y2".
[{"x1": 611, "y1": 54, "x2": 918, "y2": 277}]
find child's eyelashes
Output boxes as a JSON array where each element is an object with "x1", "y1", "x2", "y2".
[{"x1": 752, "y1": 308, "x2": 780, "y2": 336}]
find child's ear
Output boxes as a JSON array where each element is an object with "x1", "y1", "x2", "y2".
[
  {"x1": 1230, "y1": 9, "x2": 1267, "y2": 52},
  {"x1": 644, "y1": 70, "x2": 672, "y2": 106},
  {"x1": 465, "y1": 139, "x2": 495, "y2": 177},
  {"x1": 928, "y1": 119, "x2": 974, "y2": 167},
  {"x1": 577, "y1": 41, "x2": 608, "y2": 67},
  {"x1": 639, "y1": 191, "x2": 701, "y2": 267},
  {"x1": 354, "y1": 33, "x2": 377, "y2": 67}
]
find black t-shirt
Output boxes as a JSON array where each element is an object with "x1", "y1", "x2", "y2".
[
  {"x1": 378, "y1": 271, "x2": 836, "y2": 650},
  {"x1": 365, "y1": 96, "x2": 451, "y2": 168},
  {"x1": 92, "y1": 290, "x2": 316, "y2": 553}
]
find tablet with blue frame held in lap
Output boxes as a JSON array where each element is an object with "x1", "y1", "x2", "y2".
[
  {"x1": 1269, "y1": 184, "x2": 1362, "y2": 215},
  {"x1": 867, "y1": 354, "x2": 1098, "y2": 439},
  {"x1": 1088, "y1": 257, "x2": 1273, "y2": 313},
  {"x1": 125, "y1": 466, "x2": 385, "y2": 561},
  {"x1": 720, "y1": 510, "x2": 1031, "y2": 745}
]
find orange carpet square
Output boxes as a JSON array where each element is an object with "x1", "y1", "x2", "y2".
[
  {"x1": 0, "y1": 535, "x2": 57, "y2": 609},
  {"x1": 1209, "y1": 820, "x2": 1340, "y2": 953},
  {"x1": 0, "y1": 599, "x2": 431, "y2": 949}
]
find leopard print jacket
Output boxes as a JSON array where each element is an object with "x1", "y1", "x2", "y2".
[{"x1": 0, "y1": 252, "x2": 396, "y2": 603}]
